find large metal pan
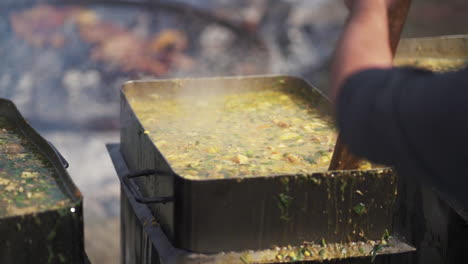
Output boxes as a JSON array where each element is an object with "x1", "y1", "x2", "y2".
[
  {"x1": 395, "y1": 34, "x2": 468, "y2": 71},
  {"x1": 390, "y1": 35, "x2": 468, "y2": 264},
  {"x1": 0, "y1": 98, "x2": 85, "y2": 264},
  {"x1": 120, "y1": 75, "x2": 398, "y2": 253}
]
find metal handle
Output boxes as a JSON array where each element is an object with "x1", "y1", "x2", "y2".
[
  {"x1": 122, "y1": 169, "x2": 174, "y2": 204},
  {"x1": 47, "y1": 141, "x2": 69, "y2": 169}
]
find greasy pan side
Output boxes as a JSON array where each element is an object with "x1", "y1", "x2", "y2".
[
  {"x1": 120, "y1": 75, "x2": 397, "y2": 253},
  {"x1": 0, "y1": 98, "x2": 85, "y2": 263}
]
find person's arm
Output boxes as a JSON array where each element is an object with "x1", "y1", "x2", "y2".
[
  {"x1": 330, "y1": 0, "x2": 468, "y2": 214},
  {"x1": 330, "y1": 0, "x2": 394, "y2": 103}
]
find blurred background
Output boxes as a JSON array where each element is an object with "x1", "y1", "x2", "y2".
[{"x1": 0, "y1": 0, "x2": 467, "y2": 263}]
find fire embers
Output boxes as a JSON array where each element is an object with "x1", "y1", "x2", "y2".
[
  {"x1": 10, "y1": 5, "x2": 68, "y2": 48},
  {"x1": 78, "y1": 13, "x2": 194, "y2": 76},
  {"x1": 9, "y1": 4, "x2": 194, "y2": 76}
]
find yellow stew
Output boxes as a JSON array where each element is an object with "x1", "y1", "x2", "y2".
[
  {"x1": 131, "y1": 89, "x2": 339, "y2": 179},
  {"x1": 0, "y1": 117, "x2": 70, "y2": 217}
]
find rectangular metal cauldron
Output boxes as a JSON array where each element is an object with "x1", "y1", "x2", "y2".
[
  {"x1": 391, "y1": 35, "x2": 468, "y2": 264},
  {"x1": 0, "y1": 99, "x2": 86, "y2": 263},
  {"x1": 120, "y1": 76, "x2": 397, "y2": 253}
]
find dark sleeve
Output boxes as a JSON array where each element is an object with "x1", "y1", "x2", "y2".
[{"x1": 337, "y1": 67, "x2": 468, "y2": 213}]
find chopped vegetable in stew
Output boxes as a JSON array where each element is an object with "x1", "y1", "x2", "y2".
[
  {"x1": 0, "y1": 117, "x2": 71, "y2": 217},
  {"x1": 131, "y1": 88, "x2": 342, "y2": 179}
]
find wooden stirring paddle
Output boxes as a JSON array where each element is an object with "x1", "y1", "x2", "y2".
[{"x1": 329, "y1": 0, "x2": 413, "y2": 171}]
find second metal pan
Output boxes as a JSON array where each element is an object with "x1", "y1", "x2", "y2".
[
  {"x1": 0, "y1": 98, "x2": 85, "y2": 264},
  {"x1": 120, "y1": 75, "x2": 398, "y2": 253}
]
